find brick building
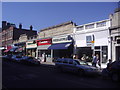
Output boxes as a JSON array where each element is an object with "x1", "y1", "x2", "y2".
[{"x1": 1, "y1": 21, "x2": 37, "y2": 48}]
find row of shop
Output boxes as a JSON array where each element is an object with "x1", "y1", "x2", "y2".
[
  {"x1": 3, "y1": 35, "x2": 74, "y2": 62},
  {"x1": 3, "y1": 19, "x2": 120, "y2": 63},
  {"x1": 3, "y1": 28, "x2": 115, "y2": 64}
]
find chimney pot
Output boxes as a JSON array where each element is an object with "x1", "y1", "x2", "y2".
[
  {"x1": 2, "y1": 21, "x2": 7, "y2": 28},
  {"x1": 19, "y1": 23, "x2": 22, "y2": 29},
  {"x1": 30, "y1": 25, "x2": 33, "y2": 31}
]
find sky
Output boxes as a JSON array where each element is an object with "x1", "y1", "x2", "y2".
[{"x1": 2, "y1": 2, "x2": 118, "y2": 32}]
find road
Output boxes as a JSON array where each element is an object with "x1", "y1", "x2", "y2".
[{"x1": 2, "y1": 60, "x2": 120, "y2": 88}]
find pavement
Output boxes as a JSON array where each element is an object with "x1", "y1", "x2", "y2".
[
  {"x1": 41, "y1": 61, "x2": 107, "y2": 69},
  {"x1": 87, "y1": 62, "x2": 107, "y2": 69},
  {"x1": 40, "y1": 61, "x2": 55, "y2": 66}
]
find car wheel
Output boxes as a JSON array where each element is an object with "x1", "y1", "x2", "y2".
[{"x1": 111, "y1": 73, "x2": 119, "y2": 82}]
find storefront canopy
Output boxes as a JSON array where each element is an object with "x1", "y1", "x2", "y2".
[
  {"x1": 37, "y1": 45, "x2": 51, "y2": 50},
  {"x1": 15, "y1": 47, "x2": 23, "y2": 52},
  {"x1": 4, "y1": 46, "x2": 12, "y2": 53},
  {"x1": 48, "y1": 43, "x2": 72, "y2": 50},
  {"x1": 4, "y1": 49, "x2": 11, "y2": 53},
  {"x1": 9, "y1": 47, "x2": 18, "y2": 52}
]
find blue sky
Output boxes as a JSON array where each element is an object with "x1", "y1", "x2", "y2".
[{"x1": 2, "y1": 2, "x2": 118, "y2": 32}]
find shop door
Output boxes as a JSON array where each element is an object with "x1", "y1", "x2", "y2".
[
  {"x1": 95, "y1": 51, "x2": 101, "y2": 62},
  {"x1": 116, "y1": 46, "x2": 120, "y2": 61}
]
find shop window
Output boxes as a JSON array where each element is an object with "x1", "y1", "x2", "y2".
[
  {"x1": 102, "y1": 46, "x2": 108, "y2": 63},
  {"x1": 117, "y1": 39, "x2": 120, "y2": 44},
  {"x1": 86, "y1": 35, "x2": 92, "y2": 46},
  {"x1": 95, "y1": 46, "x2": 100, "y2": 49}
]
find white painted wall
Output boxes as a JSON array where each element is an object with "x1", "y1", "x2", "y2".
[
  {"x1": 75, "y1": 19, "x2": 110, "y2": 47},
  {"x1": 74, "y1": 19, "x2": 111, "y2": 60}
]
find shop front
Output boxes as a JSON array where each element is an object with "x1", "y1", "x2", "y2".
[
  {"x1": 14, "y1": 42, "x2": 26, "y2": 55},
  {"x1": 3, "y1": 45, "x2": 12, "y2": 55},
  {"x1": 26, "y1": 40, "x2": 37, "y2": 57},
  {"x1": 48, "y1": 35, "x2": 73, "y2": 58},
  {"x1": 36, "y1": 38, "x2": 52, "y2": 62},
  {"x1": 75, "y1": 21, "x2": 110, "y2": 63}
]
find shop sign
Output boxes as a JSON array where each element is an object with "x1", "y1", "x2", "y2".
[
  {"x1": 26, "y1": 41, "x2": 37, "y2": 48},
  {"x1": 37, "y1": 38, "x2": 52, "y2": 46},
  {"x1": 52, "y1": 35, "x2": 72, "y2": 44},
  {"x1": 86, "y1": 35, "x2": 95, "y2": 47}
]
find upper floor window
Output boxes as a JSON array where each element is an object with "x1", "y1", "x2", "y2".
[
  {"x1": 85, "y1": 24, "x2": 94, "y2": 29},
  {"x1": 96, "y1": 21, "x2": 106, "y2": 27},
  {"x1": 76, "y1": 26, "x2": 84, "y2": 31}
]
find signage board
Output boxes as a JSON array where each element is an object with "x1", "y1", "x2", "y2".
[
  {"x1": 26, "y1": 41, "x2": 37, "y2": 49},
  {"x1": 37, "y1": 38, "x2": 52, "y2": 46},
  {"x1": 52, "y1": 35, "x2": 72, "y2": 44},
  {"x1": 86, "y1": 35, "x2": 95, "y2": 47}
]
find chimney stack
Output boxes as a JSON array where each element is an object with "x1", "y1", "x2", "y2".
[
  {"x1": 7, "y1": 23, "x2": 10, "y2": 27},
  {"x1": 19, "y1": 23, "x2": 22, "y2": 29},
  {"x1": 30, "y1": 25, "x2": 33, "y2": 31},
  {"x1": 2, "y1": 21, "x2": 7, "y2": 28}
]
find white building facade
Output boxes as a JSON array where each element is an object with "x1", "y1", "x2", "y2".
[{"x1": 74, "y1": 19, "x2": 111, "y2": 63}]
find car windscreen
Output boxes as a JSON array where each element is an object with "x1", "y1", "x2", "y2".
[
  {"x1": 74, "y1": 60, "x2": 88, "y2": 65},
  {"x1": 79, "y1": 61, "x2": 88, "y2": 65}
]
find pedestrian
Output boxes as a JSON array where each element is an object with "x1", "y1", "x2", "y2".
[
  {"x1": 42, "y1": 52, "x2": 46, "y2": 62},
  {"x1": 96, "y1": 54, "x2": 101, "y2": 69},
  {"x1": 73, "y1": 54, "x2": 77, "y2": 59},
  {"x1": 102, "y1": 59, "x2": 112, "y2": 79},
  {"x1": 92, "y1": 54, "x2": 97, "y2": 67},
  {"x1": 106, "y1": 59, "x2": 112, "y2": 70},
  {"x1": 81, "y1": 54, "x2": 86, "y2": 61}
]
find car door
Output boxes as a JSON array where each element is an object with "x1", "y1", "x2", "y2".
[
  {"x1": 67, "y1": 60, "x2": 77, "y2": 73},
  {"x1": 62, "y1": 59, "x2": 77, "y2": 73},
  {"x1": 62, "y1": 59, "x2": 69, "y2": 71}
]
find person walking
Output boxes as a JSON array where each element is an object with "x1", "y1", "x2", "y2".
[
  {"x1": 92, "y1": 54, "x2": 97, "y2": 67},
  {"x1": 96, "y1": 54, "x2": 101, "y2": 69},
  {"x1": 81, "y1": 54, "x2": 86, "y2": 61},
  {"x1": 106, "y1": 59, "x2": 112, "y2": 70}
]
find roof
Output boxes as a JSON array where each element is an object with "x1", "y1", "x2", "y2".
[{"x1": 40, "y1": 21, "x2": 75, "y2": 32}]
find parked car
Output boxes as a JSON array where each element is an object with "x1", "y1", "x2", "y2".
[
  {"x1": 21, "y1": 56, "x2": 41, "y2": 65},
  {"x1": 2, "y1": 55, "x2": 8, "y2": 61},
  {"x1": 11, "y1": 55, "x2": 23, "y2": 62},
  {"x1": 102, "y1": 60, "x2": 120, "y2": 82},
  {"x1": 55, "y1": 58, "x2": 100, "y2": 76},
  {"x1": 110, "y1": 60, "x2": 120, "y2": 82},
  {"x1": 2, "y1": 54, "x2": 13, "y2": 61}
]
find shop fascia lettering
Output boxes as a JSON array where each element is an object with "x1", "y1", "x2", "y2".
[
  {"x1": 27, "y1": 41, "x2": 36, "y2": 45},
  {"x1": 40, "y1": 41, "x2": 49, "y2": 44},
  {"x1": 37, "y1": 38, "x2": 52, "y2": 46},
  {"x1": 26, "y1": 41, "x2": 37, "y2": 48},
  {"x1": 52, "y1": 35, "x2": 72, "y2": 44}
]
